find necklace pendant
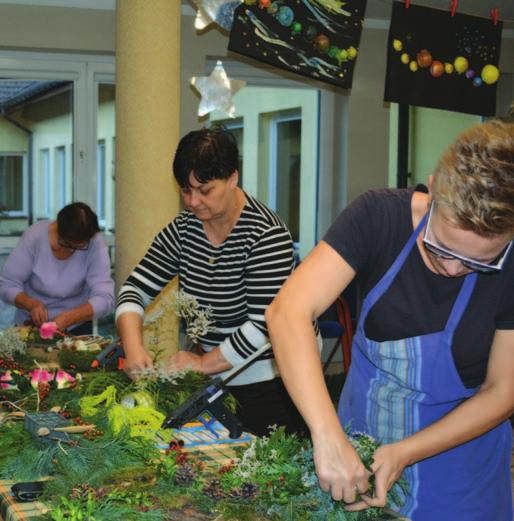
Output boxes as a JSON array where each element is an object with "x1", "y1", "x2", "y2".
[{"x1": 208, "y1": 257, "x2": 216, "y2": 264}]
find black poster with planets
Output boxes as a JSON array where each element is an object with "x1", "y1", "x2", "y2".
[
  {"x1": 384, "y1": 1, "x2": 502, "y2": 116},
  {"x1": 228, "y1": 0, "x2": 367, "y2": 89}
]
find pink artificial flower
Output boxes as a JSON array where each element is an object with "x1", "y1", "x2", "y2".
[
  {"x1": 55, "y1": 370, "x2": 76, "y2": 390},
  {"x1": 39, "y1": 322, "x2": 59, "y2": 339},
  {"x1": 0, "y1": 371, "x2": 16, "y2": 390},
  {"x1": 29, "y1": 368, "x2": 54, "y2": 390}
]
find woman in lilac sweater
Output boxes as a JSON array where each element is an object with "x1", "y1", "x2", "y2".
[{"x1": 0, "y1": 203, "x2": 114, "y2": 335}]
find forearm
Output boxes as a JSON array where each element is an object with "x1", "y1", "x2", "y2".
[
  {"x1": 56, "y1": 303, "x2": 94, "y2": 330},
  {"x1": 14, "y1": 292, "x2": 41, "y2": 312},
  {"x1": 401, "y1": 381, "x2": 514, "y2": 465},
  {"x1": 116, "y1": 312, "x2": 145, "y2": 356},
  {"x1": 267, "y1": 306, "x2": 344, "y2": 438},
  {"x1": 200, "y1": 346, "x2": 232, "y2": 374}
]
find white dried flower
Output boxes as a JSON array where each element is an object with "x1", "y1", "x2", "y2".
[
  {"x1": 0, "y1": 328, "x2": 27, "y2": 358},
  {"x1": 171, "y1": 290, "x2": 218, "y2": 344}
]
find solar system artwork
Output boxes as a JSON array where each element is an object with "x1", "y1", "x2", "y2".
[
  {"x1": 384, "y1": 1, "x2": 502, "y2": 117},
  {"x1": 228, "y1": 0, "x2": 367, "y2": 89}
]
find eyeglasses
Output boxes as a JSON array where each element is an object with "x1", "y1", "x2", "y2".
[
  {"x1": 422, "y1": 202, "x2": 512, "y2": 273},
  {"x1": 57, "y1": 237, "x2": 89, "y2": 251}
]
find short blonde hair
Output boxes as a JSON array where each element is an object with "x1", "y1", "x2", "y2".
[{"x1": 432, "y1": 120, "x2": 514, "y2": 237}]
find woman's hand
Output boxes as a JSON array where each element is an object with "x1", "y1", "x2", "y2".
[
  {"x1": 345, "y1": 441, "x2": 410, "y2": 512},
  {"x1": 29, "y1": 300, "x2": 48, "y2": 326},
  {"x1": 123, "y1": 348, "x2": 154, "y2": 380},
  {"x1": 166, "y1": 347, "x2": 232, "y2": 375},
  {"x1": 312, "y1": 427, "x2": 370, "y2": 504},
  {"x1": 166, "y1": 351, "x2": 202, "y2": 373}
]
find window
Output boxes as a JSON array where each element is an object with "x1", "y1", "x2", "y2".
[
  {"x1": 0, "y1": 51, "x2": 115, "y2": 239},
  {"x1": 97, "y1": 140, "x2": 106, "y2": 226},
  {"x1": 211, "y1": 83, "x2": 318, "y2": 259},
  {"x1": 55, "y1": 146, "x2": 66, "y2": 209},
  {"x1": 0, "y1": 154, "x2": 26, "y2": 216},
  {"x1": 40, "y1": 148, "x2": 51, "y2": 218},
  {"x1": 221, "y1": 118, "x2": 244, "y2": 185},
  {"x1": 268, "y1": 113, "x2": 301, "y2": 243},
  {"x1": 96, "y1": 83, "x2": 116, "y2": 232}
]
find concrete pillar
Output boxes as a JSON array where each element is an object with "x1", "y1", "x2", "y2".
[{"x1": 115, "y1": 0, "x2": 181, "y2": 357}]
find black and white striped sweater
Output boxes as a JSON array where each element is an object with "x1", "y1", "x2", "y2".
[{"x1": 116, "y1": 194, "x2": 294, "y2": 385}]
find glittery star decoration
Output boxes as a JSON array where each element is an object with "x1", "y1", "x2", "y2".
[
  {"x1": 191, "y1": 0, "x2": 242, "y2": 31},
  {"x1": 191, "y1": 60, "x2": 246, "y2": 118}
]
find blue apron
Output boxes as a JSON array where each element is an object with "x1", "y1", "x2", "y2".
[{"x1": 338, "y1": 214, "x2": 513, "y2": 521}]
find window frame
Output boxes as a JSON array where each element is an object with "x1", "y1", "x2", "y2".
[
  {"x1": 0, "y1": 50, "x2": 115, "y2": 244},
  {"x1": 0, "y1": 152, "x2": 28, "y2": 217},
  {"x1": 267, "y1": 111, "x2": 302, "y2": 214}
]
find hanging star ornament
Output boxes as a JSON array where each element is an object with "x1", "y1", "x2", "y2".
[
  {"x1": 191, "y1": 0, "x2": 242, "y2": 31},
  {"x1": 191, "y1": 60, "x2": 246, "y2": 118}
]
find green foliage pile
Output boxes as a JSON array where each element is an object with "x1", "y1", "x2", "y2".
[{"x1": 0, "y1": 358, "x2": 406, "y2": 520}]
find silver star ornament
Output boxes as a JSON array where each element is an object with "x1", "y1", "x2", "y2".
[
  {"x1": 191, "y1": 0, "x2": 242, "y2": 31},
  {"x1": 191, "y1": 61, "x2": 246, "y2": 118}
]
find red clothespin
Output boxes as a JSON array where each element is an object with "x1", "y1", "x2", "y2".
[
  {"x1": 450, "y1": 0, "x2": 458, "y2": 17},
  {"x1": 405, "y1": 0, "x2": 410, "y2": 9},
  {"x1": 490, "y1": 7, "x2": 499, "y2": 26}
]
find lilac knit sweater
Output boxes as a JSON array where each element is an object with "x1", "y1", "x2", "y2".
[{"x1": 0, "y1": 221, "x2": 114, "y2": 325}]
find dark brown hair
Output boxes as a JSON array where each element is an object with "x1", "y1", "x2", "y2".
[{"x1": 57, "y1": 202, "x2": 100, "y2": 243}]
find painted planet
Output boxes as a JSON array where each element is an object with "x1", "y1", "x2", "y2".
[
  {"x1": 292, "y1": 21, "x2": 302, "y2": 34},
  {"x1": 430, "y1": 60, "x2": 444, "y2": 78},
  {"x1": 416, "y1": 49, "x2": 432, "y2": 68},
  {"x1": 393, "y1": 39, "x2": 403, "y2": 51},
  {"x1": 314, "y1": 34, "x2": 330, "y2": 53},
  {"x1": 481, "y1": 64, "x2": 500, "y2": 85},
  {"x1": 465, "y1": 69, "x2": 475, "y2": 79},
  {"x1": 401, "y1": 53, "x2": 410, "y2": 65},
  {"x1": 473, "y1": 77, "x2": 483, "y2": 87},
  {"x1": 454, "y1": 56, "x2": 469, "y2": 74},
  {"x1": 259, "y1": 0, "x2": 271, "y2": 8},
  {"x1": 409, "y1": 61, "x2": 418, "y2": 72},
  {"x1": 328, "y1": 45, "x2": 339, "y2": 59},
  {"x1": 338, "y1": 49, "x2": 349, "y2": 62},
  {"x1": 276, "y1": 5, "x2": 294, "y2": 27},
  {"x1": 268, "y1": 2, "x2": 279, "y2": 14},
  {"x1": 444, "y1": 62, "x2": 454, "y2": 74},
  {"x1": 347, "y1": 46, "x2": 357, "y2": 59}
]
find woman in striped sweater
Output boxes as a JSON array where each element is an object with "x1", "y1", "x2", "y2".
[{"x1": 116, "y1": 127, "x2": 309, "y2": 436}]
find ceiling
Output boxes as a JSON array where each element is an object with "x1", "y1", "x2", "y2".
[
  {"x1": 0, "y1": 0, "x2": 511, "y2": 27},
  {"x1": 0, "y1": 0, "x2": 512, "y2": 18}
]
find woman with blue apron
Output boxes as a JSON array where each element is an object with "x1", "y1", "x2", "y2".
[
  {"x1": 338, "y1": 213, "x2": 513, "y2": 521},
  {"x1": 266, "y1": 120, "x2": 514, "y2": 521}
]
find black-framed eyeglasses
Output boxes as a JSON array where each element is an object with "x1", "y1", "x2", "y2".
[
  {"x1": 57, "y1": 237, "x2": 90, "y2": 251},
  {"x1": 422, "y1": 202, "x2": 512, "y2": 273}
]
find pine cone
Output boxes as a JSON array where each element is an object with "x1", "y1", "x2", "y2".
[
  {"x1": 241, "y1": 482, "x2": 258, "y2": 499},
  {"x1": 71, "y1": 483, "x2": 96, "y2": 499},
  {"x1": 203, "y1": 478, "x2": 225, "y2": 500},
  {"x1": 174, "y1": 462, "x2": 196, "y2": 487},
  {"x1": 230, "y1": 482, "x2": 258, "y2": 500}
]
